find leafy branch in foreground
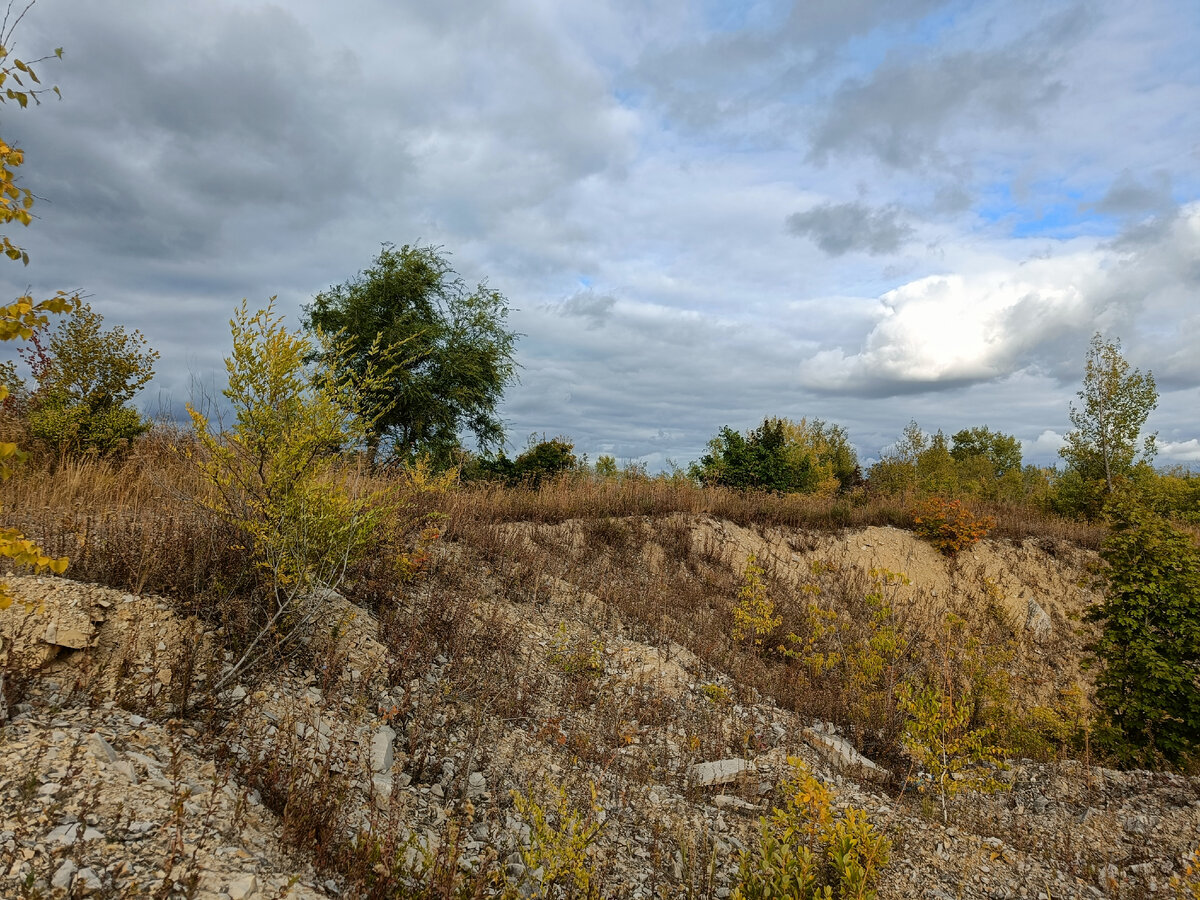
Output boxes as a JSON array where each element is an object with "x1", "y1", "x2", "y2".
[
  {"x1": 734, "y1": 758, "x2": 889, "y2": 900},
  {"x1": 0, "y1": 11, "x2": 72, "y2": 607}
]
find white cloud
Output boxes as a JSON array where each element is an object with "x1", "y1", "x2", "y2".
[
  {"x1": 1159, "y1": 440, "x2": 1200, "y2": 464},
  {"x1": 1026, "y1": 429, "x2": 1067, "y2": 456}
]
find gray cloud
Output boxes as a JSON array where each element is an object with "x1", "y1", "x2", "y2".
[
  {"x1": 807, "y1": 7, "x2": 1093, "y2": 169},
  {"x1": 0, "y1": 0, "x2": 1193, "y2": 473},
  {"x1": 1090, "y1": 169, "x2": 1175, "y2": 217},
  {"x1": 554, "y1": 291, "x2": 617, "y2": 328},
  {"x1": 786, "y1": 202, "x2": 914, "y2": 256},
  {"x1": 629, "y1": 0, "x2": 951, "y2": 133}
]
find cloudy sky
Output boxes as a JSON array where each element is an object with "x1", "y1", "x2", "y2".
[{"x1": 2, "y1": 0, "x2": 1198, "y2": 469}]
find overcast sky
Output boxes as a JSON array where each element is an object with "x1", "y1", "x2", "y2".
[{"x1": 2, "y1": 0, "x2": 1198, "y2": 469}]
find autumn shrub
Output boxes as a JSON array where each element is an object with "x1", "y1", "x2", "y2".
[
  {"x1": 910, "y1": 497, "x2": 994, "y2": 555},
  {"x1": 779, "y1": 565, "x2": 915, "y2": 760},
  {"x1": 20, "y1": 302, "x2": 158, "y2": 455},
  {"x1": 186, "y1": 300, "x2": 404, "y2": 680},
  {"x1": 1172, "y1": 847, "x2": 1200, "y2": 899},
  {"x1": 731, "y1": 554, "x2": 781, "y2": 648},
  {"x1": 734, "y1": 758, "x2": 889, "y2": 900},
  {"x1": 504, "y1": 782, "x2": 605, "y2": 899}
]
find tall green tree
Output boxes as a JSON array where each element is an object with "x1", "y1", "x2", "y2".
[
  {"x1": 1060, "y1": 334, "x2": 1157, "y2": 494},
  {"x1": 303, "y1": 243, "x2": 519, "y2": 466},
  {"x1": 1089, "y1": 490, "x2": 1200, "y2": 765}
]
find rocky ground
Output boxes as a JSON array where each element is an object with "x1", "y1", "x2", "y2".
[{"x1": 1, "y1": 519, "x2": 1198, "y2": 899}]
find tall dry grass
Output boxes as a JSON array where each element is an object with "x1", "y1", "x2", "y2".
[
  {"x1": 0, "y1": 437, "x2": 1106, "y2": 608},
  {"x1": 435, "y1": 474, "x2": 1105, "y2": 549}
]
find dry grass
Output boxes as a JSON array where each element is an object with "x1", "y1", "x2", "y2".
[{"x1": 435, "y1": 475, "x2": 1104, "y2": 549}]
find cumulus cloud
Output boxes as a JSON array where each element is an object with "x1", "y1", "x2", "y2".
[
  {"x1": 786, "y1": 202, "x2": 914, "y2": 256},
  {"x1": 797, "y1": 205, "x2": 1200, "y2": 396}
]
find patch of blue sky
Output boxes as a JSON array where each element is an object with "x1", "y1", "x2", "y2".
[
  {"x1": 1010, "y1": 204, "x2": 1119, "y2": 239},
  {"x1": 975, "y1": 184, "x2": 1122, "y2": 239},
  {"x1": 820, "y1": 0, "x2": 973, "y2": 84},
  {"x1": 700, "y1": 0, "x2": 785, "y2": 35}
]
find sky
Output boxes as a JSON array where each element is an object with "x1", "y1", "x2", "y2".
[{"x1": 2, "y1": 0, "x2": 1198, "y2": 470}]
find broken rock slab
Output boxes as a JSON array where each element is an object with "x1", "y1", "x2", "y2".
[
  {"x1": 371, "y1": 725, "x2": 396, "y2": 774},
  {"x1": 689, "y1": 758, "x2": 752, "y2": 787},
  {"x1": 803, "y1": 721, "x2": 888, "y2": 783}
]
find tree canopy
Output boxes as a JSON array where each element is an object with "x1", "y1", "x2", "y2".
[
  {"x1": 1059, "y1": 333, "x2": 1157, "y2": 494},
  {"x1": 690, "y1": 417, "x2": 859, "y2": 494},
  {"x1": 950, "y1": 426, "x2": 1022, "y2": 477},
  {"x1": 303, "y1": 243, "x2": 519, "y2": 466}
]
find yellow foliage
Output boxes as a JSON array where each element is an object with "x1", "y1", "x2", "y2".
[
  {"x1": 0, "y1": 32, "x2": 72, "y2": 608},
  {"x1": 504, "y1": 782, "x2": 604, "y2": 899},
  {"x1": 734, "y1": 758, "x2": 890, "y2": 900},
  {"x1": 1172, "y1": 847, "x2": 1200, "y2": 899},
  {"x1": 732, "y1": 554, "x2": 781, "y2": 648},
  {"x1": 187, "y1": 300, "x2": 400, "y2": 598}
]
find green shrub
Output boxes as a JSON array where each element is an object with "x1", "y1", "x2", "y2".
[
  {"x1": 186, "y1": 300, "x2": 401, "y2": 681},
  {"x1": 1089, "y1": 489, "x2": 1200, "y2": 766},
  {"x1": 504, "y1": 783, "x2": 604, "y2": 899},
  {"x1": 27, "y1": 391, "x2": 149, "y2": 454},
  {"x1": 734, "y1": 758, "x2": 889, "y2": 900},
  {"x1": 692, "y1": 417, "x2": 859, "y2": 495},
  {"x1": 470, "y1": 435, "x2": 579, "y2": 486},
  {"x1": 898, "y1": 682, "x2": 1008, "y2": 822}
]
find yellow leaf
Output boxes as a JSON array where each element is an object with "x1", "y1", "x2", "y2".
[{"x1": 48, "y1": 556, "x2": 68, "y2": 574}]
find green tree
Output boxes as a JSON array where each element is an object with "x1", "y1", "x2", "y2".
[
  {"x1": 23, "y1": 302, "x2": 158, "y2": 453},
  {"x1": 1060, "y1": 334, "x2": 1157, "y2": 494},
  {"x1": 303, "y1": 243, "x2": 519, "y2": 467},
  {"x1": 691, "y1": 417, "x2": 858, "y2": 494},
  {"x1": 1088, "y1": 490, "x2": 1200, "y2": 765},
  {"x1": 950, "y1": 426, "x2": 1022, "y2": 477},
  {"x1": 472, "y1": 434, "x2": 578, "y2": 487}
]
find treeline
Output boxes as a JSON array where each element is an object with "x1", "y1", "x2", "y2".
[{"x1": 455, "y1": 416, "x2": 1199, "y2": 528}]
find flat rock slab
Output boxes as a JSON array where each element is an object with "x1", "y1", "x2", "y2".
[
  {"x1": 803, "y1": 722, "x2": 887, "y2": 783},
  {"x1": 689, "y1": 758, "x2": 752, "y2": 787}
]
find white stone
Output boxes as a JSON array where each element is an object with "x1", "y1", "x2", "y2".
[
  {"x1": 113, "y1": 759, "x2": 139, "y2": 784},
  {"x1": 371, "y1": 725, "x2": 396, "y2": 774},
  {"x1": 803, "y1": 722, "x2": 888, "y2": 782},
  {"x1": 227, "y1": 874, "x2": 259, "y2": 899},
  {"x1": 51, "y1": 859, "x2": 77, "y2": 890},
  {"x1": 88, "y1": 732, "x2": 118, "y2": 764},
  {"x1": 1026, "y1": 598, "x2": 1053, "y2": 643},
  {"x1": 467, "y1": 771, "x2": 487, "y2": 799},
  {"x1": 689, "y1": 759, "x2": 752, "y2": 787},
  {"x1": 75, "y1": 867, "x2": 103, "y2": 894},
  {"x1": 372, "y1": 774, "x2": 393, "y2": 810},
  {"x1": 47, "y1": 822, "x2": 80, "y2": 845}
]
